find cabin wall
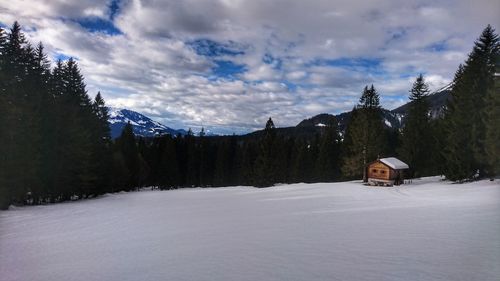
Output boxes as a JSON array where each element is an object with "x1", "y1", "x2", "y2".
[{"x1": 367, "y1": 162, "x2": 391, "y2": 180}]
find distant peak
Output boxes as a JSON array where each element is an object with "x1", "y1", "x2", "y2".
[{"x1": 107, "y1": 107, "x2": 186, "y2": 139}]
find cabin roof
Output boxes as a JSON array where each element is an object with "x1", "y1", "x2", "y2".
[{"x1": 378, "y1": 157, "x2": 409, "y2": 170}]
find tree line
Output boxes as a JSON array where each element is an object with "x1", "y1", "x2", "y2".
[
  {"x1": 0, "y1": 22, "x2": 498, "y2": 209},
  {"x1": 0, "y1": 22, "x2": 112, "y2": 209}
]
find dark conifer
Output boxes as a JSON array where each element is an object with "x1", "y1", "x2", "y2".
[
  {"x1": 443, "y1": 25, "x2": 499, "y2": 180},
  {"x1": 342, "y1": 86, "x2": 387, "y2": 180},
  {"x1": 484, "y1": 63, "x2": 500, "y2": 177},
  {"x1": 0, "y1": 26, "x2": 8, "y2": 209},
  {"x1": 0, "y1": 22, "x2": 114, "y2": 206},
  {"x1": 115, "y1": 122, "x2": 140, "y2": 190},
  {"x1": 90, "y1": 92, "x2": 113, "y2": 195},
  {"x1": 156, "y1": 136, "x2": 181, "y2": 188},
  {"x1": 399, "y1": 74, "x2": 432, "y2": 177},
  {"x1": 214, "y1": 138, "x2": 231, "y2": 186},
  {"x1": 254, "y1": 118, "x2": 276, "y2": 187}
]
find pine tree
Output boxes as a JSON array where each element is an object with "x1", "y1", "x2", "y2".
[
  {"x1": 254, "y1": 118, "x2": 276, "y2": 187},
  {"x1": 470, "y1": 25, "x2": 499, "y2": 176},
  {"x1": 90, "y1": 92, "x2": 113, "y2": 195},
  {"x1": 359, "y1": 85, "x2": 380, "y2": 109},
  {"x1": 115, "y1": 122, "x2": 140, "y2": 190},
  {"x1": 199, "y1": 132, "x2": 215, "y2": 187},
  {"x1": 428, "y1": 117, "x2": 447, "y2": 176},
  {"x1": 0, "y1": 26, "x2": 8, "y2": 209},
  {"x1": 443, "y1": 25, "x2": 499, "y2": 180},
  {"x1": 29, "y1": 42, "x2": 52, "y2": 203},
  {"x1": 136, "y1": 138, "x2": 151, "y2": 188},
  {"x1": 214, "y1": 138, "x2": 231, "y2": 187},
  {"x1": 273, "y1": 135, "x2": 292, "y2": 184},
  {"x1": 4, "y1": 22, "x2": 27, "y2": 80},
  {"x1": 290, "y1": 139, "x2": 306, "y2": 183},
  {"x1": 2, "y1": 22, "x2": 39, "y2": 204},
  {"x1": 156, "y1": 136, "x2": 181, "y2": 188},
  {"x1": 236, "y1": 141, "x2": 257, "y2": 186},
  {"x1": 342, "y1": 86, "x2": 387, "y2": 180},
  {"x1": 185, "y1": 132, "x2": 199, "y2": 187},
  {"x1": 399, "y1": 74, "x2": 432, "y2": 177},
  {"x1": 443, "y1": 65, "x2": 475, "y2": 181},
  {"x1": 484, "y1": 63, "x2": 500, "y2": 177},
  {"x1": 53, "y1": 58, "x2": 97, "y2": 198}
]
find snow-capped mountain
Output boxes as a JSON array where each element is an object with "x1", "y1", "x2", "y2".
[{"x1": 108, "y1": 107, "x2": 186, "y2": 139}]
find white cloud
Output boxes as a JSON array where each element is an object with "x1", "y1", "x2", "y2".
[{"x1": 0, "y1": 0, "x2": 498, "y2": 133}]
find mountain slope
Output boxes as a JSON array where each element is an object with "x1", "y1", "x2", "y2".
[
  {"x1": 297, "y1": 109, "x2": 402, "y2": 132},
  {"x1": 392, "y1": 83, "x2": 452, "y2": 119},
  {"x1": 297, "y1": 84, "x2": 451, "y2": 131},
  {"x1": 108, "y1": 107, "x2": 186, "y2": 139}
]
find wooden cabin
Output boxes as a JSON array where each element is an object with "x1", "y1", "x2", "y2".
[{"x1": 366, "y1": 157, "x2": 409, "y2": 186}]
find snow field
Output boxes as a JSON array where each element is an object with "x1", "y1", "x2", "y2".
[{"x1": 1, "y1": 177, "x2": 499, "y2": 281}]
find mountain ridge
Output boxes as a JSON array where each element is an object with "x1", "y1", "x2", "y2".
[
  {"x1": 108, "y1": 84, "x2": 451, "y2": 139},
  {"x1": 296, "y1": 84, "x2": 451, "y2": 131},
  {"x1": 108, "y1": 107, "x2": 187, "y2": 139}
]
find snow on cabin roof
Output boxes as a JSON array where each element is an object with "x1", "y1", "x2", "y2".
[{"x1": 379, "y1": 157, "x2": 409, "y2": 170}]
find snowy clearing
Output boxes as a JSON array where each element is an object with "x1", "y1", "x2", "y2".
[{"x1": 1, "y1": 177, "x2": 499, "y2": 281}]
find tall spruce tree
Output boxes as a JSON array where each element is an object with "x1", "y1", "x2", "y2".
[
  {"x1": 30, "y1": 42, "x2": 52, "y2": 203},
  {"x1": 273, "y1": 136, "x2": 293, "y2": 184},
  {"x1": 443, "y1": 65, "x2": 475, "y2": 181},
  {"x1": 198, "y1": 131, "x2": 214, "y2": 187},
  {"x1": 185, "y1": 132, "x2": 200, "y2": 187},
  {"x1": 0, "y1": 26, "x2": 8, "y2": 209},
  {"x1": 484, "y1": 63, "x2": 500, "y2": 177},
  {"x1": 2, "y1": 22, "x2": 40, "y2": 204},
  {"x1": 214, "y1": 138, "x2": 231, "y2": 187},
  {"x1": 290, "y1": 139, "x2": 307, "y2": 183},
  {"x1": 54, "y1": 58, "x2": 97, "y2": 199},
  {"x1": 342, "y1": 86, "x2": 387, "y2": 180},
  {"x1": 399, "y1": 74, "x2": 432, "y2": 177},
  {"x1": 238, "y1": 141, "x2": 257, "y2": 185},
  {"x1": 443, "y1": 25, "x2": 499, "y2": 181},
  {"x1": 254, "y1": 118, "x2": 276, "y2": 187},
  {"x1": 152, "y1": 136, "x2": 179, "y2": 189},
  {"x1": 90, "y1": 92, "x2": 113, "y2": 195},
  {"x1": 115, "y1": 122, "x2": 140, "y2": 190}
]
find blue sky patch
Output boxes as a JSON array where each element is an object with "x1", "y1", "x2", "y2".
[
  {"x1": 109, "y1": 0, "x2": 121, "y2": 20},
  {"x1": 281, "y1": 80, "x2": 298, "y2": 91},
  {"x1": 212, "y1": 60, "x2": 247, "y2": 79},
  {"x1": 54, "y1": 53, "x2": 72, "y2": 61},
  {"x1": 189, "y1": 39, "x2": 245, "y2": 57},
  {"x1": 310, "y1": 57, "x2": 385, "y2": 75},
  {"x1": 74, "y1": 17, "x2": 122, "y2": 35}
]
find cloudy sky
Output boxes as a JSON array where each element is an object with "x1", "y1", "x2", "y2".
[{"x1": 1, "y1": 0, "x2": 498, "y2": 134}]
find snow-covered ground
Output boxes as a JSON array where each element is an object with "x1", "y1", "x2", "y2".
[{"x1": 1, "y1": 177, "x2": 499, "y2": 281}]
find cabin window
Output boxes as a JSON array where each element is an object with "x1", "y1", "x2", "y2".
[
  {"x1": 372, "y1": 169, "x2": 378, "y2": 173},
  {"x1": 380, "y1": 170, "x2": 386, "y2": 174}
]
